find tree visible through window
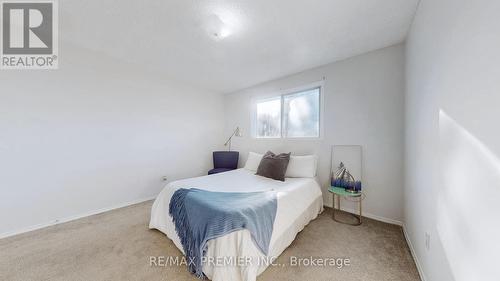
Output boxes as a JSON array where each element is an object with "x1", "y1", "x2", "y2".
[{"x1": 254, "y1": 86, "x2": 320, "y2": 138}]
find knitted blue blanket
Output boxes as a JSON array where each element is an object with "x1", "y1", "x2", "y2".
[{"x1": 169, "y1": 188, "x2": 277, "y2": 278}]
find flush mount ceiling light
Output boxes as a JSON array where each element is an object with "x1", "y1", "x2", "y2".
[{"x1": 206, "y1": 14, "x2": 232, "y2": 40}]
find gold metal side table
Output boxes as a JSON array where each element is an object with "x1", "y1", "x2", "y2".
[{"x1": 329, "y1": 186, "x2": 364, "y2": 226}]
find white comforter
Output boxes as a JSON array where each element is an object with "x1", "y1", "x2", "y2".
[{"x1": 149, "y1": 168, "x2": 323, "y2": 281}]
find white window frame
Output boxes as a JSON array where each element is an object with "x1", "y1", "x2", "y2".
[{"x1": 251, "y1": 80, "x2": 324, "y2": 140}]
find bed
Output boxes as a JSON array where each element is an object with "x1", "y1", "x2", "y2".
[{"x1": 149, "y1": 167, "x2": 323, "y2": 281}]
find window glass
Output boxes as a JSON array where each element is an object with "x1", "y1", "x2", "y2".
[
  {"x1": 255, "y1": 97, "x2": 281, "y2": 138},
  {"x1": 283, "y1": 88, "x2": 320, "y2": 137},
  {"x1": 253, "y1": 86, "x2": 321, "y2": 138}
]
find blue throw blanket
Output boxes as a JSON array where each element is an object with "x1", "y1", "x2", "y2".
[{"x1": 169, "y1": 188, "x2": 277, "y2": 278}]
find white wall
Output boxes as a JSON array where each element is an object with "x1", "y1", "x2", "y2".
[
  {"x1": 0, "y1": 44, "x2": 224, "y2": 237},
  {"x1": 224, "y1": 44, "x2": 405, "y2": 224},
  {"x1": 405, "y1": 0, "x2": 500, "y2": 280}
]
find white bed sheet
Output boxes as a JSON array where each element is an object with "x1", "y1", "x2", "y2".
[{"x1": 149, "y1": 168, "x2": 323, "y2": 281}]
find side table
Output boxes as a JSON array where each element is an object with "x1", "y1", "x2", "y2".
[{"x1": 328, "y1": 186, "x2": 364, "y2": 226}]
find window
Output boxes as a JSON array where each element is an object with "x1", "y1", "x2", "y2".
[
  {"x1": 255, "y1": 97, "x2": 281, "y2": 138},
  {"x1": 254, "y1": 86, "x2": 321, "y2": 138}
]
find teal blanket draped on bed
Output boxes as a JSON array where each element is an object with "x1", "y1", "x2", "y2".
[{"x1": 169, "y1": 188, "x2": 277, "y2": 278}]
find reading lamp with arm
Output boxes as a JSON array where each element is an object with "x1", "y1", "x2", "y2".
[{"x1": 224, "y1": 127, "x2": 242, "y2": 151}]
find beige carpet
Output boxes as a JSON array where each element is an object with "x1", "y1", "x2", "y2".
[{"x1": 0, "y1": 201, "x2": 420, "y2": 281}]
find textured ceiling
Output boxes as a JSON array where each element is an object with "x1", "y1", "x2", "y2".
[{"x1": 61, "y1": 0, "x2": 419, "y2": 93}]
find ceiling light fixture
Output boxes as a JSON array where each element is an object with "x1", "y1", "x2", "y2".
[{"x1": 206, "y1": 14, "x2": 232, "y2": 40}]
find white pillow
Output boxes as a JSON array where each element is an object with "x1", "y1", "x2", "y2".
[
  {"x1": 285, "y1": 155, "x2": 318, "y2": 178},
  {"x1": 244, "y1": 152, "x2": 263, "y2": 172}
]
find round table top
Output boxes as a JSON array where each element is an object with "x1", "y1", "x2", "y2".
[{"x1": 328, "y1": 186, "x2": 362, "y2": 197}]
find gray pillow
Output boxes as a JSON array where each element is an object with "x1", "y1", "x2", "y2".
[{"x1": 256, "y1": 151, "x2": 291, "y2": 181}]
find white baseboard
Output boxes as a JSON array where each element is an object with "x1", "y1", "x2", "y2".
[
  {"x1": 402, "y1": 224, "x2": 427, "y2": 281},
  {"x1": 325, "y1": 204, "x2": 403, "y2": 226},
  {"x1": 0, "y1": 196, "x2": 156, "y2": 240}
]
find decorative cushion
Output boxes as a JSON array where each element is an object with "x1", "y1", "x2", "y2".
[
  {"x1": 256, "y1": 151, "x2": 291, "y2": 181},
  {"x1": 285, "y1": 155, "x2": 318, "y2": 178},
  {"x1": 244, "y1": 152, "x2": 263, "y2": 172}
]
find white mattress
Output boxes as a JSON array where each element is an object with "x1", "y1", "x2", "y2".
[{"x1": 149, "y1": 168, "x2": 323, "y2": 281}]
